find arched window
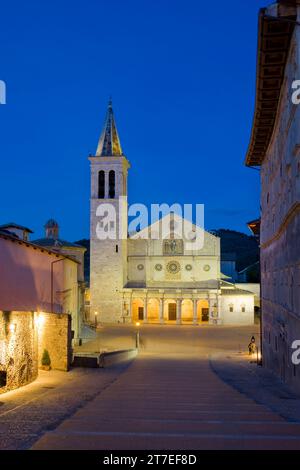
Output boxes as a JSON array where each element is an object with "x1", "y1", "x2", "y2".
[
  {"x1": 98, "y1": 171, "x2": 105, "y2": 199},
  {"x1": 109, "y1": 170, "x2": 115, "y2": 199}
]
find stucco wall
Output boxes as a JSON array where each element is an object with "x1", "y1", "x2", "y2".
[
  {"x1": 0, "y1": 237, "x2": 64, "y2": 313},
  {"x1": 221, "y1": 295, "x2": 254, "y2": 325},
  {"x1": 0, "y1": 236, "x2": 81, "y2": 343},
  {"x1": 235, "y1": 283, "x2": 261, "y2": 308},
  {"x1": 0, "y1": 310, "x2": 72, "y2": 394}
]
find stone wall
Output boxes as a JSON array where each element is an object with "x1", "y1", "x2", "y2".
[
  {"x1": 37, "y1": 312, "x2": 72, "y2": 372},
  {"x1": 0, "y1": 311, "x2": 38, "y2": 393},
  {"x1": 260, "y1": 16, "x2": 300, "y2": 392},
  {"x1": 0, "y1": 310, "x2": 72, "y2": 394},
  {"x1": 262, "y1": 213, "x2": 300, "y2": 392}
]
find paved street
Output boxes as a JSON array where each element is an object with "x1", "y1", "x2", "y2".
[
  {"x1": 0, "y1": 364, "x2": 129, "y2": 449},
  {"x1": 78, "y1": 323, "x2": 260, "y2": 356},
  {"x1": 32, "y1": 325, "x2": 300, "y2": 450},
  {"x1": 1, "y1": 325, "x2": 300, "y2": 450}
]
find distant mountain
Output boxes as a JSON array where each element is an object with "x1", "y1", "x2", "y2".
[
  {"x1": 212, "y1": 229, "x2": 259, "y2": 272},
  {"x1": 75, "y1": 230, "x2": 260, "y2": 285}
]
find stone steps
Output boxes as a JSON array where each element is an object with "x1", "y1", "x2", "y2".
[{"x1": 32, "y1": 356, "x2": 300, "y2": 450}]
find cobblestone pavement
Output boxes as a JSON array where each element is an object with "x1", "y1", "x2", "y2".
[
  {"x1": 210, "y1": 352, "x2": 300, "y2": 423},
  {"x1": 0, "y1": 364, "x2": 130, "y2": 449}
]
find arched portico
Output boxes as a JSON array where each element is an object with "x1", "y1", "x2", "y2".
[
  {"x1": 197, "y1": 299, "x2": 210, "y2": 323},
  {"x1": 181, "y1": 299, "x2": 193, "y2": 323},
  {"x1": 122, "y1": 290, "x2": 220, "y2": 325},
  {"x1": 164, "y1": 299, "x2": 177, "y2": 323},
  {"x1": 147, "y1": 298, "x2": 159, "y2": 323},
  {"x1": 132, "y1": 298, "x2": 145, "y2": 322}
]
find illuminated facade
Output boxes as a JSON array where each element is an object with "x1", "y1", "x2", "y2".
[{"x1": 89, "y1": 101, "x2": 255, "y2": 325}]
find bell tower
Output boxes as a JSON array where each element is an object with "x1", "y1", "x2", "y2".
[{"x1": 89, "y1": 100, "x2": 130, "y2": 323}]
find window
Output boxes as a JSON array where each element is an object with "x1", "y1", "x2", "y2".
[
  {"x1": 116, "y1": 245, "x2": 118, "y2": 253},
  {"x1": 0, "y1": 371, "x2": 7, "y2": 388},
  {"x1": 109, "y1": 170, "x2": 115, "y2": 199},
  {"x1": 98, "y1": 171, "x2": 105, "y2": 199},
  {"x1": 229, "y1": 304, "x2": 234, "y2": 313},
  {"x1": 241, "y1": 305, "x2": 246, "y2": 313}
]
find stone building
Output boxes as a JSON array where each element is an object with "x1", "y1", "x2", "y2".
[
  {"x1": 89, "y1": 101, "x2": 255, "y2": 326},
  {"x1": 0, "y1": 228, "x2": 75, "y2": 392},
  {"x1": 32, "y1": 219, "x2": 86, "y2": 343},
  {"x1": 246, "y1": 0, "x2": 300, "y2": 390}
]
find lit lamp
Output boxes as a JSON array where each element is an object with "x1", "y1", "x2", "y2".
[
  {"x1": 95, "y1": 311, "x2": 98, "y2": 329},
  {"x1": 35, "y1": 313, "x2": 45, "y2": 328},
  {"x1": 9, "y1": 323, "x2": 16, "y2": 333},
  {"x1": 257, "y1": 349, "x2": 262, "y2": 366}
]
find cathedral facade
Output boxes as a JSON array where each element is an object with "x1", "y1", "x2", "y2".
[{"x1": 89, "y1": 101, "x2": 255, "y2": 325}]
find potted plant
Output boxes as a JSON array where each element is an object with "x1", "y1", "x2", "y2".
[{"x1": 41, "y1": 349, "x2": 51, "y2": 371}]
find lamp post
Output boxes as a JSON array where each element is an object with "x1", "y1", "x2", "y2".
[
  {"x1": 135, "y1": 322, "x2": 140, "y2": 349},
  {"x1": 95, "y1": 311, "x2": 98, "y2": 329}
]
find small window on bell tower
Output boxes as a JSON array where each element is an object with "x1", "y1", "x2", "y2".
[
  {"x1": 109, "y1": 170, "x2": 115, "y2": 199},
  {"x1": 98, "y1": 171, "x2": 105, "y2": 199}
]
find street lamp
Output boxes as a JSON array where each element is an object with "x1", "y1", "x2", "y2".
[
  {"x1": 135, "y1": 322, "x2": 140, "y2": 349},
  {"x1": 95, "y1": 311, "x2": 98, "y2": 329}
]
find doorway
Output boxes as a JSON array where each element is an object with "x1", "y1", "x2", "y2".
[
  {"x1": 138, "y1": 307, "x2": 144, "y2": 321},
  {"x1": 201, "y1": 308, "x2": 209, "y2": 322},
  {"x1": 168, "y1": 303, "x2": 177, "y2": 321}
]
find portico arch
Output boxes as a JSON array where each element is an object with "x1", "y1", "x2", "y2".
[
  {"x1": 132, "y1": 298, "x2": 145, "y2": 322},
  {"x1": 181, "y1": 299, "x2": 193, "y2": 323},
  {"x1": 147, "y1": 298, "x2": 159, "y2": 323},
  {"x1": 164, "y1": 299, "x2": 177, "y2": 322},
  {"x1": 197, "y1": 299, "x2": 209, "y2": 323}
]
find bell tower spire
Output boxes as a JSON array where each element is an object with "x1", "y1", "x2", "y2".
[
  {"x1": 96, "y1": 98, "x2": 123, "y2": 157},
  {"x1": 89, "y1": 100, "x2": 130, "y2": 324}
]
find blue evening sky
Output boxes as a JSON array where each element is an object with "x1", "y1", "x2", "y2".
[{"x1": 0, "y1": 0, "x2": 265, "y2": 241}]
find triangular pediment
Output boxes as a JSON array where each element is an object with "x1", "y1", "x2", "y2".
[{"x1": 130, "y1": 212, "x2": 219, "y2": 247}]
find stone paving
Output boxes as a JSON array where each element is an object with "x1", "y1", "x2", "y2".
[
  {"x1": 210, "y1": 352, "x2": 300, "y2": 423},
  {"x1": 32, "y1": 352, "x2": 300, "y2": 450},
  {"x1": 0, "y1": 364, "x2": 130, "y2": 449},
  {"x1": 1, "y1": 325, "x2": 300, "y2": 450}
]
